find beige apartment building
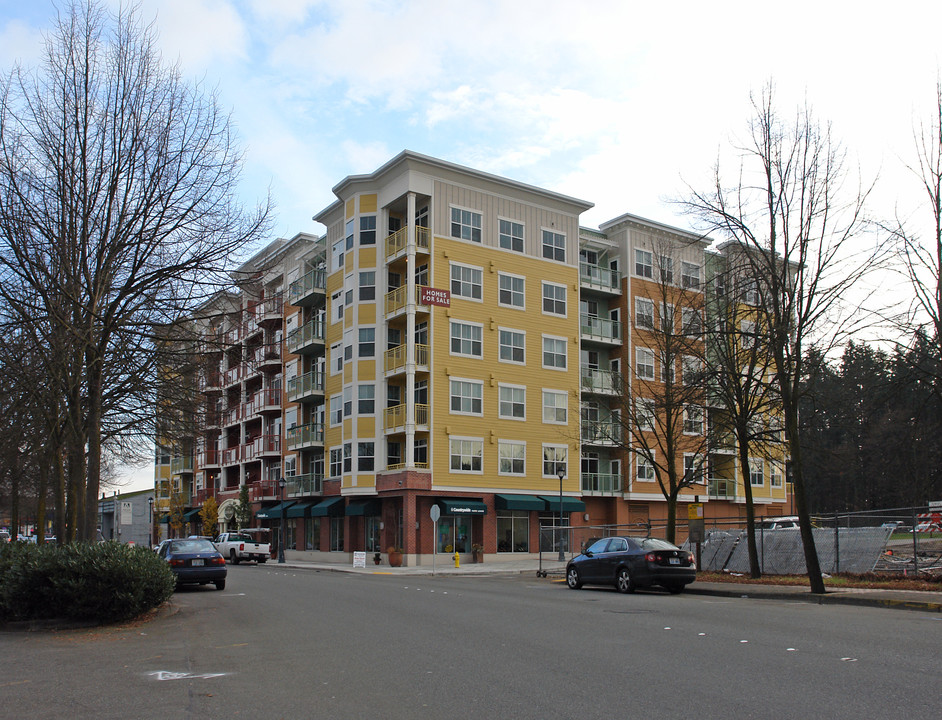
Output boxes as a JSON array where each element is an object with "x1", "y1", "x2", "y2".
[{"x1": 158, "y1": 151, "x2": 790, "y2": 561}]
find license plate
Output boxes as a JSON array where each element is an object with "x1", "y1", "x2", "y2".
[
  {"x1": 669, "y1": 558, "x2": 680, "y2": 565},
  {"x1": 191, "y1": 559, "x2": 204, "y2": 566}
]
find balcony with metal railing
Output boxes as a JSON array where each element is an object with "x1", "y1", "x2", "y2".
[
  {"x1": 581, "y1": 472, "x2": 621, "y2": 494},
  {"x1": 580, "y1": 262, "x2": 622, "y2": 294},
  {"x1": 198, "y1": 369, "x2": 221, "y2": 394},
  {"x1": 580, "y1": 367, "x2": 618, "y2": 395},
  {"x1": 252, "y1": 433, "x2": 281, "y2": 457},
  {"x1": 223, "y1": 364, "x2": 245, "y2": 387},
  {"x1": 286, "y1": 472, "x2": 323, "y2": 497},
  {"x1": 171, "y1": 456, "x2": 194, "y2": 475},
  {"x1": 581, "y1": 420, "x2": 620, "y2": 446},
  {"x1": 285, "y1": 318, "x2": 325, "y2": 355},
  {"x1": 384, "y1": 343, "x2": 429, "y2": 375},
  {"x1": 384, "y1": 285, "x2": 430, "y2": 316},
  {"x1": 384, "y1": 225, "x2": 431, "y2": 260},
  {"x1": 709, "y1": 477, "x2": 737, "y2": 500},
  {"x1": 384, "y1": 403, "x2": 429, "y2": 432},
  {"x1": 257, "y1": 293, "x2": 284, "y2": 325},
  {"x1": 286, "y1": 421, "x2": 324, "y2": 450},
  {"x1": 197, "y1": 449, "x2": 219, "y2": 468},
  {"x1": 246, "y1": 388, "x2": 282, "y2": 415},
  {"x1": 288, "y1": 268, "x2": 326, "y2": 307},
  {"x1": 221, "y1": 445, "x2": 242, "y2": 466},
  {"x1": 580, "y1": 314, "x2": 622, "y2": 345},
  {"x1": 286, "y1": 369, "x2": 325, "y2": 403}
]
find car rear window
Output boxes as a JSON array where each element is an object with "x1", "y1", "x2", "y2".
[
  {"x1": 638, "y1": 538, "x2": 679, "y2": 551},
  {"x1": 171, "y1": 540, "x2": 216, "y2": 553}
]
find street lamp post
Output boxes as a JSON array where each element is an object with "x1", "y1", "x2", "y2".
[
  {"x1": 148, "y1": 497, "x2": 154, "y2": 548},
  {"x1": 557, "y1": 466, "x2": 566, "y2": 563},
  {"x1": 277, "y1": 476, "x2": 286, "y2": 564}
]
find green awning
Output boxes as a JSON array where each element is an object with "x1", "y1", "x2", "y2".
[
  {"x1": 495, "y1": 494, "x2": 545, "y2": 511},
  {"x1": 538, "y1": 495, "x2": 586, "y2": 513},
  {"x1": 309, "y1": 496, "x2": 345, "y2": 517},
  {"x1": 436, "y1": 498, "x2": 487, "y2": 516},
  {"x1": 285, "y1": 503, "x2": 313, "y2": 518},
  {"x1": 256, "y1": 501, "x2": 295, "y2": 520},
  {"x1": 159, "y1": 515, "x2": 170, "y2": 524},
  {"x1": 345, "y1": 499, "x2": 381, "y2": 517},
  {"x1": 182, "y1": 508, "x2": 202, "y2": 521}
]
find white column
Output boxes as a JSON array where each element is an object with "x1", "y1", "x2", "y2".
[{"x1": 405, "y1": 192, "x2": 416, "y2": 469}]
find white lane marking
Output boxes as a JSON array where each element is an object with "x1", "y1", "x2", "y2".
[{"x1": 147, "y1": 671, "x2": 228, "y2": 681}]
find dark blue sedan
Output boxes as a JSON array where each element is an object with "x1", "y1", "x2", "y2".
[
  {"x1": 566, "y1": 536, "x2": 696, "y2": 594},
  {"x1": 158, "y1": 538, "x2": 227, "y2": 591}
]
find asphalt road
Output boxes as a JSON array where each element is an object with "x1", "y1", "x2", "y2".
[{"x1": 3, "y1": 564, "x2": 940, "y2": 719}]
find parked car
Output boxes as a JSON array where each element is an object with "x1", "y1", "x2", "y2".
[
  {"x1": 756, "y1": 516, "x2": 800, "y2": 530},
  {"x1": 566, "y1": 536, "x2": 696, "y2": 594},
  {"x1": 0, "y1": 530, "x2": 10, "y2": 542},
  {"x1": 157, "y1": 538, "x2": 227, "y2": 590}
]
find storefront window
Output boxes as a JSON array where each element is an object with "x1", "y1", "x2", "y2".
[
  {"x1": 365, "y1": 516, "x2": 381, "y2": 552},
  {"x1": 305, "y1": 517, "x2": 320, "y2": 550},
  {"x1": 539, "y1": 513, "x2": 570, "y2": 554},
  {"x1": 285, "y1": 519, "x2": 297, "y2": 550},
  {"x1": 436, "y1": 516, "x2": 471, "y2": 553},
  {"x1": 330, "y1": 517, "x2": 344, "y2": 551},
  {"x1": 497, "y1": 511, "x2": 529, "y2": 553}
]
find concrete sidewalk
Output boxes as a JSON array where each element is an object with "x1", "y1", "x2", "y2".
[{"x1": 269, "y1": 557, "x2": 942, "y2": 613}]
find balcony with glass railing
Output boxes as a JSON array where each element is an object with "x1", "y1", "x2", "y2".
[
  {"x1": 286, "y1": 421, "x2": 324, "y2": 450},
  {"x1": 580, "y1": 314, "x2": 622, "y2": 344},
  {"x1": 384, "y1": 343, "x2": 429, "y2": 375},
  {"x1": 581, "y1": 420, "x2": 620, "y2": 446},
  {"x1": 251, "y1": 434, "x2": 281, "y2": 457},
  {"x1": 286, "y1": 369, "x2": 325, "y2": 403},
  {"x1": 581, "y1": 473, "x2": 621, "y2": 494},
  {"x1": 580, "y1": 262, "x2": 622, "y2": 294},
  {"x1": 580, "y1": 367, "x2": 618, "y2": 395},
  {"x1": 171, "y1": 456, "x2": 194, "y2": 474},
  {"x1": 288, "y1": 268, "x2": 326, "y2": 307},
  {"x1": 257, "y1": 293, "x2": 284, "y2": 325},
  {"x1": 285, "y1": 318, "x2": 325, "y2": 355},
  {"x1": 383, "y1": 403, "x2": 429, "y2": 432},
  {"x1": 385, "y1": 225, "x2": 431, "y2": 260},
  {"x1": 286, "y1": 472, "x2": 323, "y2": 497}
]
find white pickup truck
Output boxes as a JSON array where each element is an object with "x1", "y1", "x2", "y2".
[{"x1": 214, "y1": 531, "x2": 270, "y2": 564}]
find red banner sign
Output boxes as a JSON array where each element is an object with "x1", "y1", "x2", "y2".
[{"x1": 420, "y1": 287, "x2": 451, "y2": 307}]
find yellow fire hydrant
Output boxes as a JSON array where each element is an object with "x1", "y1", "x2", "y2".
[{"x1": 454, "y1": 550, "x2": 460, "y2": 568}]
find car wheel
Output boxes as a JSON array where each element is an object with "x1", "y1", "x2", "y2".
[
  {"x1": 666, "y1": 584, "x2": 684, "y2": 594},
  {"x1": 230, "y1": 550, "x2": 240, "y2": 565},
  {"x1": 616, "y1": 567, "x2": 635, "y2": 594},
  {"x1": 215, "y1": 578, "x2": 226, "y2": 591},
  {"x1": 566, "y1": 566, "x2": 582, "y2": 589}
]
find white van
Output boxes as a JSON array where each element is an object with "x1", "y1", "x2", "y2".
[{"x1": 757, "y1": 516, "x2": 800, "y2": 530}]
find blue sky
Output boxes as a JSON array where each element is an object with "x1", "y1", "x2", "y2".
[{"x1": 3, "y1": 0, "x2": 941, "y2": 490}]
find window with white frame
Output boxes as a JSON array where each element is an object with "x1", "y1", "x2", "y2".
[
  {"x1": 660, "y1": 302, "x2": 675, "y2": 333},
  {"x1": 542, "y1": 282, "x2": 566, "y2": 315},
  {"x1": 682, "y1": 261, "x2": 701, "y2": 289},
  {"x1": 498, "y1": 328, "x2": 525, "y2": 364},
  {"x1": 770, "y1": 465, "x2": 784, "y2": 487},
  {"x1": 329, "y1": 395, "x2": 342, "y2": 426},
  {"x1": 542, "y1": 390, "x2": 567, "y2": 424},
  {"x1": 331, "y1": 239, "x2": 344, "y2": 272},
  {"x1": 682, "y1": 307, "x2": 702, "y2": 337},
  {"x1": 637, "y1": 397, "x2": 656, "y2": 431},
  {"x1": 682, "y1": 356, "x2": 703, "y2": 385},
  {"x1": 499, "y1": 219, "x2": 524, "y2": 252},
  {"x1": 742, "y1": 278, "x2": 760, "y2": 305},
  {"x1": 635, "y1": 297, "x2": 655, "y2": 329},
  {"x1": 358, "y1": 442, "x2": 374, "y2": 472},
  {"x1": 542, "y1": 335, "x2": 567, "y2": 369},
  {"x1": 750, "y1": 459, "x2": 764, "y2": 486},
  {"x1": 542, "y1": 229, "x2": 566, "y2": 262},
  {"x1": 343, "y1": 386, "x2": 353, "y2": 417},
  {"x1": 683, "y1": 404, "x2": 703, "y2": 434},
  {"x1": 359, "y1": 327, "x2": 375, "y2": 357},
  {"x1": 498, "y1": 384, "x2": 526, "y2": 420},
  {"x1": 660, "y1": 255, "x2": 673, "y2": 284},
  {"x1": 358, "y1": 384, "x2": 375, "y2": 414},
  {"x1": 345, "y1": 219, "x2": 354, "y2": 249},
  {"x1": 344, "y1": 328, "x2": 353, "y2": 362},
  {"x1": 451, "y1": 207, "x2": 482, "y2": 242},
  {"x1": 329, "y1": 447, "x2": 343, "y2": 477},
  {"x1": 359, "y1": 215, "x2": 376, "y2": 245},
  {"x1": 740, "y1": 320, "x2": 756, "y2": 348},
  {"x1": 635, "y1": 249, "x2": 653, "y2": 278},
  {"x1": 359, "y1": 271, "x2": 376, "y2": 301},
  {"x1": 331, "y1": 290, "x2": 343, "y2": 322},
  {"x1": 542, "y1": 444, "x2": 568, "y2": 477},
  {"x1": 636, "y1": 347, "x2": 655, "y2": 380},
  {"x1": 343, "y1": 442, "x2": 352, "y2": 473},
  {"x1": 499, "y1": 273, "x2": 525, "y2": 308},
  {"x1": 330, "y1": 342, "x2": 342, "y2": 375},
  {"x1": 450, "y1": 437, "x2": 483, "y2": 472},
  {"x1": 450, "y1": 379, "x2": 483, "y2": 415},
  {"x1": 450, "y1": 320, "x2": 483, "y2": 357},
  {"x1": 660, "y1": 351, "x2": 675, "y2": 383},
  {"x1": 684, "y1": 454, "x2": 704, "y2": 483},
  {"x1": 637, "y1": 454, "x2": 655, "y2": 481},
  {"x1": 451, "y1": 263, "x2": 483, "y2": 300},
  {"x1": 498, "y1": 440, "x2": 525, "y2": 475}
]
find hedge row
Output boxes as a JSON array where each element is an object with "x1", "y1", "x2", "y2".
[{"x1": 0, "y1": 541, "x2": 175, "y2": 624}]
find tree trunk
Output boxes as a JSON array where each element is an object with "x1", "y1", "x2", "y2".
[{"x1": 737, "y1": 441, "x2": 761, "y2": 578}]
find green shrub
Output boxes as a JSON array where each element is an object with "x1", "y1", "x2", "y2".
[{"x1": 0, "y1": 541, "x2": 175, "y2": 624}]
